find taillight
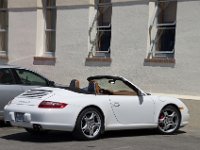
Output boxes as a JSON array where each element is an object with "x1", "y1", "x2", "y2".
[{"x1": 38, "y1": 101, "x2": 67, "y2": 109}]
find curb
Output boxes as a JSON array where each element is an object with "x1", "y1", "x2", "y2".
[{"x1": 152, "y1": 93, "x2": 200, "y2": 101}]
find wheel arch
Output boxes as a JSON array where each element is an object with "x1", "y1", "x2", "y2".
[
  {"x1": 74, "y1": 105, "x2": 105, "y2": 132},
  {"x1": 157, "y1": 103, "x2": 182, "y2": 123}
]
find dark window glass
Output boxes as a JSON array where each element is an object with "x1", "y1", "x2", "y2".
[
  {"x1": 0, "y1": 69, "x2": 15, "y2": 84},
  {"x1": 157, "y1": 28, "x2": 175, "y2": 52},
  {"x1": 156, "y1": 1, "x2": 177, "y2": 53},
  {"x1": 15, "y1": 69, "x2": 47, "y2": 86},
  {"x1": 0, "y1": 0, "x2": 8, "y2": 52},
  {"x1": 45, "y1": 0, "x2": 56, "y2": 53},
  {"x1": 97, "y1": 0, "x2": 112, "y2": 54},
  {"x1": 45, "y1": 31, "x2": 56, "y2": 52},
  {"x1": 147, "y1": 1, "x2": 177, "y2": 59},
  {"x1": 46, "y1": 0, "x2": 55, "y2": 7},
  {"x1": 0, "y1": 31, "x2": 7, "y2": 51}
]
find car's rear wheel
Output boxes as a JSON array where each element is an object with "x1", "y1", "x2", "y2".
[
  {"x1": 73, "y1": 107, "x2": 104, "y2": 140},
  {"x1": 157, "y1": 105, "x2": 181, "y2": 134}
]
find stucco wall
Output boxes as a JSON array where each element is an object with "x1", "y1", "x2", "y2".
[{"x1": 5, "y1": 1, "x2": 200, "y2": 96}]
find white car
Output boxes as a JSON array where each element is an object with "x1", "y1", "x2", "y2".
[{"x1": 4, "y1": 75, "x2": 189, "y2": 140}]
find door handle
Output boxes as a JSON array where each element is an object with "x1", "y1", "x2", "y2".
[{"x1": 113, "y1": 102, "x2": 120, "y2": 107}]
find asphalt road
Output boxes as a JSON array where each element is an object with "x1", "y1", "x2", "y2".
[{"x1": 0, "y1": 99, "x2": 199, "y2": 150}]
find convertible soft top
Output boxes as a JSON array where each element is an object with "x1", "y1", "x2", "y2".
[{"x1": 87, "y1": 75, "x2": 124, "y2": 81}]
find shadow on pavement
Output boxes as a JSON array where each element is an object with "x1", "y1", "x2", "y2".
[
  {"x1": 1, "y1": 131, "x2": 74, "y2": 143},
  {"x1": 0, "y1": 121, "x2": 12, "y2": 128},
  {"x1": 103, "y1": 129, "x2": 186, "y2": 139},
  {"x1": 0, "y1": 129, "x2": 186, "y2": 143}
]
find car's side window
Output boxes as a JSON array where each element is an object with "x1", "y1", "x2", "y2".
[
  {"x1": 15, "y1": 69, "x2": 48, "y2": 86},
  {"x1": 0, "y1": 69, "x2": 15, "y2": 84}
]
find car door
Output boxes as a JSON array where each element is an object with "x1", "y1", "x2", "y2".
[
  {"x1": 109, "y1": 95, "x2": 155, "y2": 125},
  {"x1": 0, "y1": 68, "x2": 24, "y2": 118},
  {"x1": 108, "y1": 79, "x2": 155, "y2": 125},
  {"x1": 13, "y1": 69, "x2": 49, "y2": 91}
]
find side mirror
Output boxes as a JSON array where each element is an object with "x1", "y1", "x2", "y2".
[{"x1": 138, "y1": 90, "x2": 145, "y2": 96}]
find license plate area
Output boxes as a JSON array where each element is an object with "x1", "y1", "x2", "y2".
[{"x1": 15, "y1": 112, "x2": 25, "y2": 122}]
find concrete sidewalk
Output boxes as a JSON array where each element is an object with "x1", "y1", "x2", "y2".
[{"x1": 181, "y1": 99, "x2": 200, "y2": 131}]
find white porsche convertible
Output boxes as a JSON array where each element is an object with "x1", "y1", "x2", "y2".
[{"x1": 4, "y1": 75, "x2": 189, "y2": 140}]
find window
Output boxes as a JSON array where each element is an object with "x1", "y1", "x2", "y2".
[
  {"x1": 45, "y1": 0, "x2": 56, "y2": 53},
  {"x1": 34, "y1": 0, "x2": 56, "y2": 65},
  {"x1": 86, "y1": 0, "x2": 112, "y2": 64},
  {"x1": 0, "y1": 69, "x2": 14, "y2": 84},
  {"x1": 145, "y1": 0, "x2": 177, "y2": 64},
  {"x1": 15, "y1": 69, "x2": 47, "y2": 86},
  {"x1": 96, "y1": 0, "x2": 112, "y2": 57},
  {"x1": 0, "y1": 0, "x2": 8, "y2": 58}
]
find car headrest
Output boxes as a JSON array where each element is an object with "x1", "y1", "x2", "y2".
[
  {"x1": 69, "y1": 79, "x2": 80, "y2": 90},
  {"x1": 88, "y1": 81, "x2": 100, "y2": 94}
]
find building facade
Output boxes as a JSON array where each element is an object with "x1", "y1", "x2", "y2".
[{"x1": 0, "y1": 0, "x2": 200, "y2": 96}]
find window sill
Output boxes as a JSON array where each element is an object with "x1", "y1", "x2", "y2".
[
  {"x1": 0, "y1": 55, "x2": 8, "y2": 63},
  {"x1": 33, "y1": 56, "x2": 56, "y2": 65},
  {"x1": 0, "y1": 55, "x2": 8, "y2": 60},
  {"x1": 144, "y1": 57, "x2": 175, "y2": 67},
  {"x1": 85, "y1": 57, "x2": 112, "y2": 66}
]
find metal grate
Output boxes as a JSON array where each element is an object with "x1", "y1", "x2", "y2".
[{"x1": 19, "y1": 89, "x2": 53, "y2": 99}]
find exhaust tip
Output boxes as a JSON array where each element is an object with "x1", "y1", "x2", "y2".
[{"x1": 33, "y1": 124, "x2": 42, "y2": 131}]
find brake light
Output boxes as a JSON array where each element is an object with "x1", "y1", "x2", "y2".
[{"x1": 38, "y1": 101, "x2": 67, "y2": 109}]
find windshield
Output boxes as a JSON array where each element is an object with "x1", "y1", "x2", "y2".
[{"x1": 91, "y1": 78, "x2": 138, "y2": 95}]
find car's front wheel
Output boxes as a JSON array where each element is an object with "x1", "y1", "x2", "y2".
[
  {"x1": 73, "y1": 107, "x2": 104, "y2": 140},
  {"x1": 157, "y1": 105, "x2": 181, "y2": 134}
]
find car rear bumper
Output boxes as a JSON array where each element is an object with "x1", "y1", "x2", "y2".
[{"x1": 4, "y1": 104, "x2": 79, "y2": 132}]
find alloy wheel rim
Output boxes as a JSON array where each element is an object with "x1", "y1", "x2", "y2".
[
  {"x1": 158, "y1": 108, "x2": 179, "y2": 133},
  {"x1": 81, "y1": 111, "x2": 101, "y2": 138}
]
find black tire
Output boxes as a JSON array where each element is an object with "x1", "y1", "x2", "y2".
[
  {"x1": 0, "y1": 120, "x2": 5, "y2": 127},
  {"x1": 157, "y1": 105, "x2": 181, "y2": 134},
  {"x1": 73, "y1": 107, "x2": 104, "y2": 140}
]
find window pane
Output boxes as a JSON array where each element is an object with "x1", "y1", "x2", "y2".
[
  {"x1": 45, "y1": 0, "x2": 56, "y2": 53},
  {"x1": 98, "y1": 1, "x2": 112, "y2": 26},
  {"x1": 45, "y1": 31, "x2": 56, "y2": 52},
  {"x1": 152, "y1": 1, "x2": 177, "y2": 58},
  {"x1": 0, "y1": 0, "x2": 8, "y2": 52},
  {"x1": 0, "y1": 31, "x2": 7, "y2": 51},
  {"x1": 46, "y1": 9, "x2": 56, "y2": 29},
  {"x1": 0, "y1": 11, "x2": 8, "y2": 29},
  {"x1": 0, "y1": 69, "x2": 14, "y2": 84},
  {"x1": 157, "y1": 1, "x2": 177, "y2": 24},
  {"x1": 155, "y1": 28, "x2": 175, "y2": 52},
  {"x1": 97, "y1": 30, "x2": 111, "y2": 52},
  {"x1": 97, "y1": 0, "x2": 112, "y2": 53},
  {"x1": 16, "y1": 70, "x2": 47, "y2": 86},
  {"x1": 46, "y1": 0, "x2": 56, "y2": 7},
  {"x1": 0, "y1": 0, "x2": 7, "y2": 9}
]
